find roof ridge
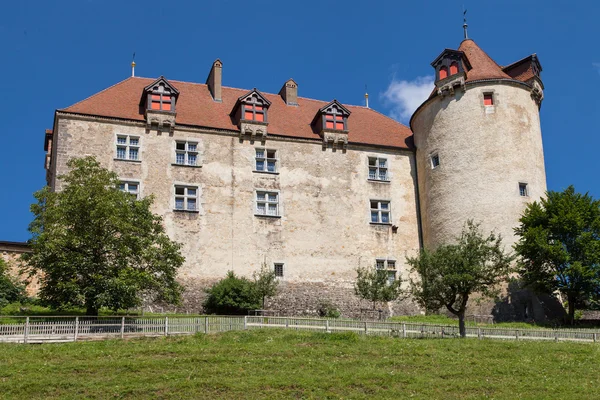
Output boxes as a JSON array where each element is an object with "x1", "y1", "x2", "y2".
[{"x1": 61, "y1": 77, "x2": 135, "y2": 111}]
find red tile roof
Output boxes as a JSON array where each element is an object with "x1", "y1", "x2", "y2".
[
  {"x1": 61, "y1": 77, "x2": 414, "y2": 149},
  {"x1": 458, "y1": 39, "x2": 512, "y2": 82},
  {"x1": 502, "y1": 55, "x2": 538, "y2": 83}
]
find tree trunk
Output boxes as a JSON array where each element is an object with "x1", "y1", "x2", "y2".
[
  {"x1": 458, "y1": 310, "x2": 466, "y2": 338},
  {"x1": 567, "y1": 294, "x2": 576, "y2": 326},
  {"x1": 86, "y1": 304, "x2": 98, "y2": 316}
]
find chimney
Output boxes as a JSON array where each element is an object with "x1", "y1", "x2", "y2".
[
  {"x1": 279, "y1": 78, "x2": 298, "y2": 106},
  {"x1": 206, "y1": 59, "x2": 223, "y2": 102}
]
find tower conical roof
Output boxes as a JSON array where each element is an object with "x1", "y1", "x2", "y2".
[{"x1": 458, "y1": 39, "x2": 511, "y2": 82}]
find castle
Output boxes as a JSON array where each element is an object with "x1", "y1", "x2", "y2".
[{"x1": 35, "y1": 37, "x2": 548, "y2": 318}]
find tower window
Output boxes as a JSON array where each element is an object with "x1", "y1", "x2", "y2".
[
  {"x1": 274, "y1": 263, "x2": 284, "y2": 278},
  {"x1": 439, "y1": 66, "x2": 448, "y2": 80},
  {"x1": 430, "y1": 153, "x2": 440, "y2": 169},
  {"x1": 519, "y1": 183, "x2": 529, "y2": 197},
  {"x1": 449, "y1": 62, "x2": 459, "y2": 75},
  {"x1": 483, "y1": 93, "x2": 494, "y2": 106}
]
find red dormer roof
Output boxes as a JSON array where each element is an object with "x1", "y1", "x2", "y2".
[{"x1": 60, "y1": 77, "x2": 414, "y2": 150}]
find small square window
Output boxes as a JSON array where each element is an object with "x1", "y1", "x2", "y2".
[
  {"x1": 368, "y1": 157, "x2": 388, "y2": 181},
  {"x1": 274, "y1": 263, "x2": 284, "y2": 277},
  {"x1": 519, "y1": 183, "x2": 529, "y2": 197},
  {"x1": 116, "y1": 135, "x2": 140, "y2": 161},
  {"x1": 431, "y1": 154, "x2": 440, "y2": 169},
  {"x1": 370, "y1": 201, "x2": 391, "y2": 224},
  {"x1": 256, "y1": 191, "x2": 279, "y2": 217},
  {"x1": 255, "y1": 148, "x2": 278, "y2": 173},
  {"x1": 174, "y1": 185, "x2": 198, "y2": 212},
  {"x1": 483, "y1": 93, "x2": 494, "y2": 106},
  {"x1": 174, "y1": 141, "x2": 199, "y2": 166},
  {"x1": 376, "y1": 260, "x2": 385, "y2": 270},
  {"x1": 119, "y1": 181, "x2": 140, "y2": 199}
]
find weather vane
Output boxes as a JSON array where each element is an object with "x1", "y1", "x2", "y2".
[
  {"x1": 463, "y1": 8, "x2": 468, "y2": 39},
  {"x1": 131, "y1": 52, "x2": 136, "y2": 77}
]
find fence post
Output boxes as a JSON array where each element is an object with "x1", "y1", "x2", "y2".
[
  {"x1": 516, "y1": 329, "x2": 519, "y2": 341},
  {"x1": 24, "y1": 317, "x2": 30, "y2": 344},
  {"x1": 121, "y1": 317, "x2": 125, "y2": 339},
  {"x1": 244, "y1": 316, "x2": 247, "y2": 330},
  {"x1": 205, "y1": 316, "x2": 209, "y2": 334},
  {"x1": 594, "y1": 333, "x2": 597, "y2": 343},
  {"x1": 325, "y1": 319, "x2": 329, "y2": 333},
  {"x1": 478, "y1": 328, "x2": 481, "y2": 340},
  {"x1": 555, "y1": 330, "x2": 558, "y2": 342},
  {"x1": 402, "y1": 323, "x2": 406, "y2": 338},
  {"x1": 285, "y1": 318, "x2": 289, "y2": 329},
  {"x1": 441, "y1": 327, "x2": 444, "y2": 339},
  {"x1": 364, "y1": 322, "x2": 368, "y2": 335},
  {"x1": 74, "y1": 317, "x2": 79, "y2": 342},
  {"x1": 165, "y1": 316, "x2": 169, "y2": 336}
]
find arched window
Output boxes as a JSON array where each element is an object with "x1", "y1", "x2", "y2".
[
  {"x1": 243, "y1": 94, "x2": 267, "y2": 122},
  {"x1": 324, "y1": 105, "x2": 346, "y2": 130},
  {"x1": 439, "y1": 66, "x2": 448, "y2": 80},
  {"x1": 150, "y1": 83, "x2": 174, "y2": 111},
  {"x1": 449, "y1": 62, "x2": 459, "y2": 75}
]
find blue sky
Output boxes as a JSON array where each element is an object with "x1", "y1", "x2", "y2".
[{"x1": 1, "y1": 0, "x2": 599, "y2": 241}]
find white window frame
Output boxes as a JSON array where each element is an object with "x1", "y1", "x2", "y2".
[
  {"x1": 116, "y1": 135, "x2": 140, "y2": 161},
  {"x1": 376, "y1": 259, "x2": 397, "y2": 285},
  {"x1": 119, "y1": 180, "x2": 140, "y2": 199},
  {"x1": 255, "y1": 148, "x2": 278, "y2": 173},
  {"x1": 174, "y1": 185, "x2": 198, "y2": 212},
  {"x1": 174, "y1": 141, "x2": 199, "y2": 166},
  {"x1": 519, "y1": 182, "x2": 529, "y2": 197},
  {"x1": 255, "y1": 190, "x2": 280, "y2": 217},
  {"x1": 430, "y1": 153, "x2": 440, "y2": 169},
  {"x1": 370, "y1": 200, "x2": 391, "y2": 224},
  {"x1": 368, "y1": 156, "x2": 389, "y2": 181},
  {"x1": 274, "y1": 263, "x2": 284, "y2": 278}
]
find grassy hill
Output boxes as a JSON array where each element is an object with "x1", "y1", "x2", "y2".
[{"x1": 1, "y1": 330, "x2": 599, "y2": 399}]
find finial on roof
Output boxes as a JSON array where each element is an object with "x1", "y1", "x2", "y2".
[
  {"x1": 365, "y1": 85, "x2": 369, "y2": 108},
  {"x1": 463, "y1": 8, "x2": 468, "y2": 39},
  {"x1": 131, "y1": 52, "x2": 136, "y2": 77}
]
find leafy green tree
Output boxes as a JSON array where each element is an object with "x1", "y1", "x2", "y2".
[
  {"x1": 0, "y1": 259, "x2": 26, "y2": 308},
  {"x1": 514, "y1": 186, "x2": 600, "y2": 325},
  {"x1": 354, "y1": 265, "x2": 403, "y2": 311},
  {"x1": 407, "y1": 221, "x2": 514, "y2": 337},
  {"x1": 23, "y1": 157, "x2": 184, "y2": 315},
  {"x1": 203, "y1": 271, "x2": 261, "y2": 315},
  {"x1": 252, "y1": 263, "x2": 279, "y2": 309}
]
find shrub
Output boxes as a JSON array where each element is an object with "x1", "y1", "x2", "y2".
[
  {"x1": 203, "y1": 271, "x2": 261, "y2": 315},
  {"x1": 317, "y1": 300, "x2": 341, "y2": 319},
  {"x1": 0, "y1": 259, "x2": 26, "y2": 308}
]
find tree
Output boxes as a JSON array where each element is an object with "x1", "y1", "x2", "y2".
[
  {"x1": 252, "y1": 263, "x2": 279, "y2": 309},
  {"x1": 354, "y1": 265, "x2": 403, "y2": 311},
  {"x1": 0, "y1": 259, "x2": 26, "y2": 308},
  {"x1": 514, "y1": 186, "x2": 600, "y2": 325},
  {"x1": 203, "y1": 271, "x2": 261, "y2": 315},
  {"x1": 23, "y1": 157, "x2": 184, "y2": 315},
  {"x1": 406, "y1": 221, "x2": 514, "y2": 337}
]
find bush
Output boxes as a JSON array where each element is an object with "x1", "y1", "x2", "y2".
[
  {"x1": 317, "y1": 300, "x2": 341, "y2": 319},
  {"x1": 203, "y1": 271, "x2": 261, "y2": 315},
  {"x1": 0, "y1": 259, "x2": 26, "y2": 308}
]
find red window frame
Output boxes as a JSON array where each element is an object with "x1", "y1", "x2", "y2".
[
  {"x1": 449, "y1": 62, "x2": 459, "y2": 75},
  {"x1": 483, "y1": 93, "x2": 494, "y2": 106},
  {"x1": 439, "y1": 66, "x2": 448, "y2": 80}
]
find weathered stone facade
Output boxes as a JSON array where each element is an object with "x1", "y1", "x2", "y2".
[{"x1": 0, "y1": 241, "x2": 37, "y2": 296}]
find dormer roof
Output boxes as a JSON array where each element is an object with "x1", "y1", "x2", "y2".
[
  {"x1": 139, "y1": 76, "x2": 179, "y2": 107},
  {"x1": 457, "y1": 39, "x2": 512, "y2": 82}
]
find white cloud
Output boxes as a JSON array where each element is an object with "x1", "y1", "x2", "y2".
[{"x1": 381, "y1": 76, "x2": 435, "y2": 122}]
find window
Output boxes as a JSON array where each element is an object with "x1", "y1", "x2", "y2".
[
  {"x1": 256, "y1": 191, "x2": 279, "y2": 217},
  {"x1": 449, "y1": 62, "x2": 459, "y2": 75},
  {"x1": 150, "y1": 83, "x2": 174, "y2": 111},
  {"x1": 519, "y1": 183, "x2": 529, "y2": 197},
  {"x1": 375, "y1": 259, "x2": 397, "y2": 285},
  {"x1": 387, "y1": 271, "x2": 397, "y2": 285},
  {"x1": 376, "y1": 259, "x2": 385, "y2": 270},
  {"x1": 439, "y1": 66, "x2": 448, "y2": 80},
  {"x1": 325, "y1": 107, "x2": 345, "y2": 130},
  {"x1": 368, "y1": 157, "x2": 388, "y2": 181},
  {"x1": 243, "y1": 94, "x2": 267, "y2": 122},
  {"x1": 255, "y1": 148, "x2": 277, "y2": 173},
  {"x1": 370, "y1": 200, "x2": 391, "y2": 224},
  {"x1": 119, "y1": 181, "x2": 139, "y2": 199},
  {"x1": 116, "y1": 135, "x2": 140, "y2": 161},
  {"x1": 174, "y1": 185, "x2": 198, "y2": 211},
  {"x1": 483, "y1": 93, "x2": 494, "y2": 106},
  {"x1": 430, "y1": 153, "x2": 440, "y2": 169},
  {"x1": 274, "y1": 263, "x2": 284, "y2": 278},
  {"x1": 175, "y1": 141, "x2": 198, "y2": 166}
]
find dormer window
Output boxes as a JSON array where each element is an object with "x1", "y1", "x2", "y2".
[
  {"x1": 142, "y1": 76, "x2": 179, "y2": 113},
  {"x1": 243, "y1": 94, "x2": 267, "y2": 122},
  {"x1": 449, "y1": 62, "x2": 459, "y2": 75},
  {"x1": 431, "y1": 49, "x2": 471, "y2": 85},
  {"x1": 325, "y1": 106, "x2": 346, "y2": 130},
  {"x1": 316, "y1": 101, "x2": 350, "y2": 132},
  {"x1": 439, "y1": 66, "x2": 448, "y2": 80}
]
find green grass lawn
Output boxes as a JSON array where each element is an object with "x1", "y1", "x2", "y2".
[{"x1": 1, "y1": 330, "x2": 599, "y2": 399}]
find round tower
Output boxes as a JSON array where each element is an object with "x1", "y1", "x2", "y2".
[{"x1": 411, "y1": 39, "x2": 547, "y2": 249}]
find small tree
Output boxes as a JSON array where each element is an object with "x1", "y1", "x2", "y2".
[
  {"x1": 406, "y1": 221, "x2": 514, "y2": 337},
  {"x1": 354, "y1": 265, "x2": 403, "y2": 312},
  {"x1": 203, "y1": 271, "x2": 261, "y2": 315},
  {"x1": 0, "y1": 259, "x2": 26, "y2": 308},
  {"x1": 252, "y1": 263, "x2": 279, "y2": 309},
  {"x1": 514, "y1": 186, "x2": 600, "y2": 325},
  {"x1": 23, "y1": 157, "x2": 184, "y2": 315}
]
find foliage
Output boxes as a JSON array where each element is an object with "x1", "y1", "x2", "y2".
[
  {"x1": 1, "y1": 330, "x2": 599, "y2": 399},
  {"x1": 23, "y1": 157, "x2": 184, "y2": 315},
  {"x1": 317, "y1": 300, "x2": 341, "y2": 318},
  {"x1": 203, "y1": 271, "x2": 261, "y2": 315},
  {"x1": 514, "y1": 185, "x2": 600, "y2": 325},
  {"x1": 0, "y1": 259, "x2": 26, "y2": 308},
  {"x1": 354, "y1": 264, "x2": 403, "y2": 309},
  {"x1": 406, "y1": 221, "x2": 514, "y2": 337},
  {"x1": 252, "y1": 263, "x2": 279, "y2": 309}
]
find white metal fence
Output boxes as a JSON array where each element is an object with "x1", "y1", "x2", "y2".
[{"x1": 0, "y1": 316, "x2": 598, "y2": 344}]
